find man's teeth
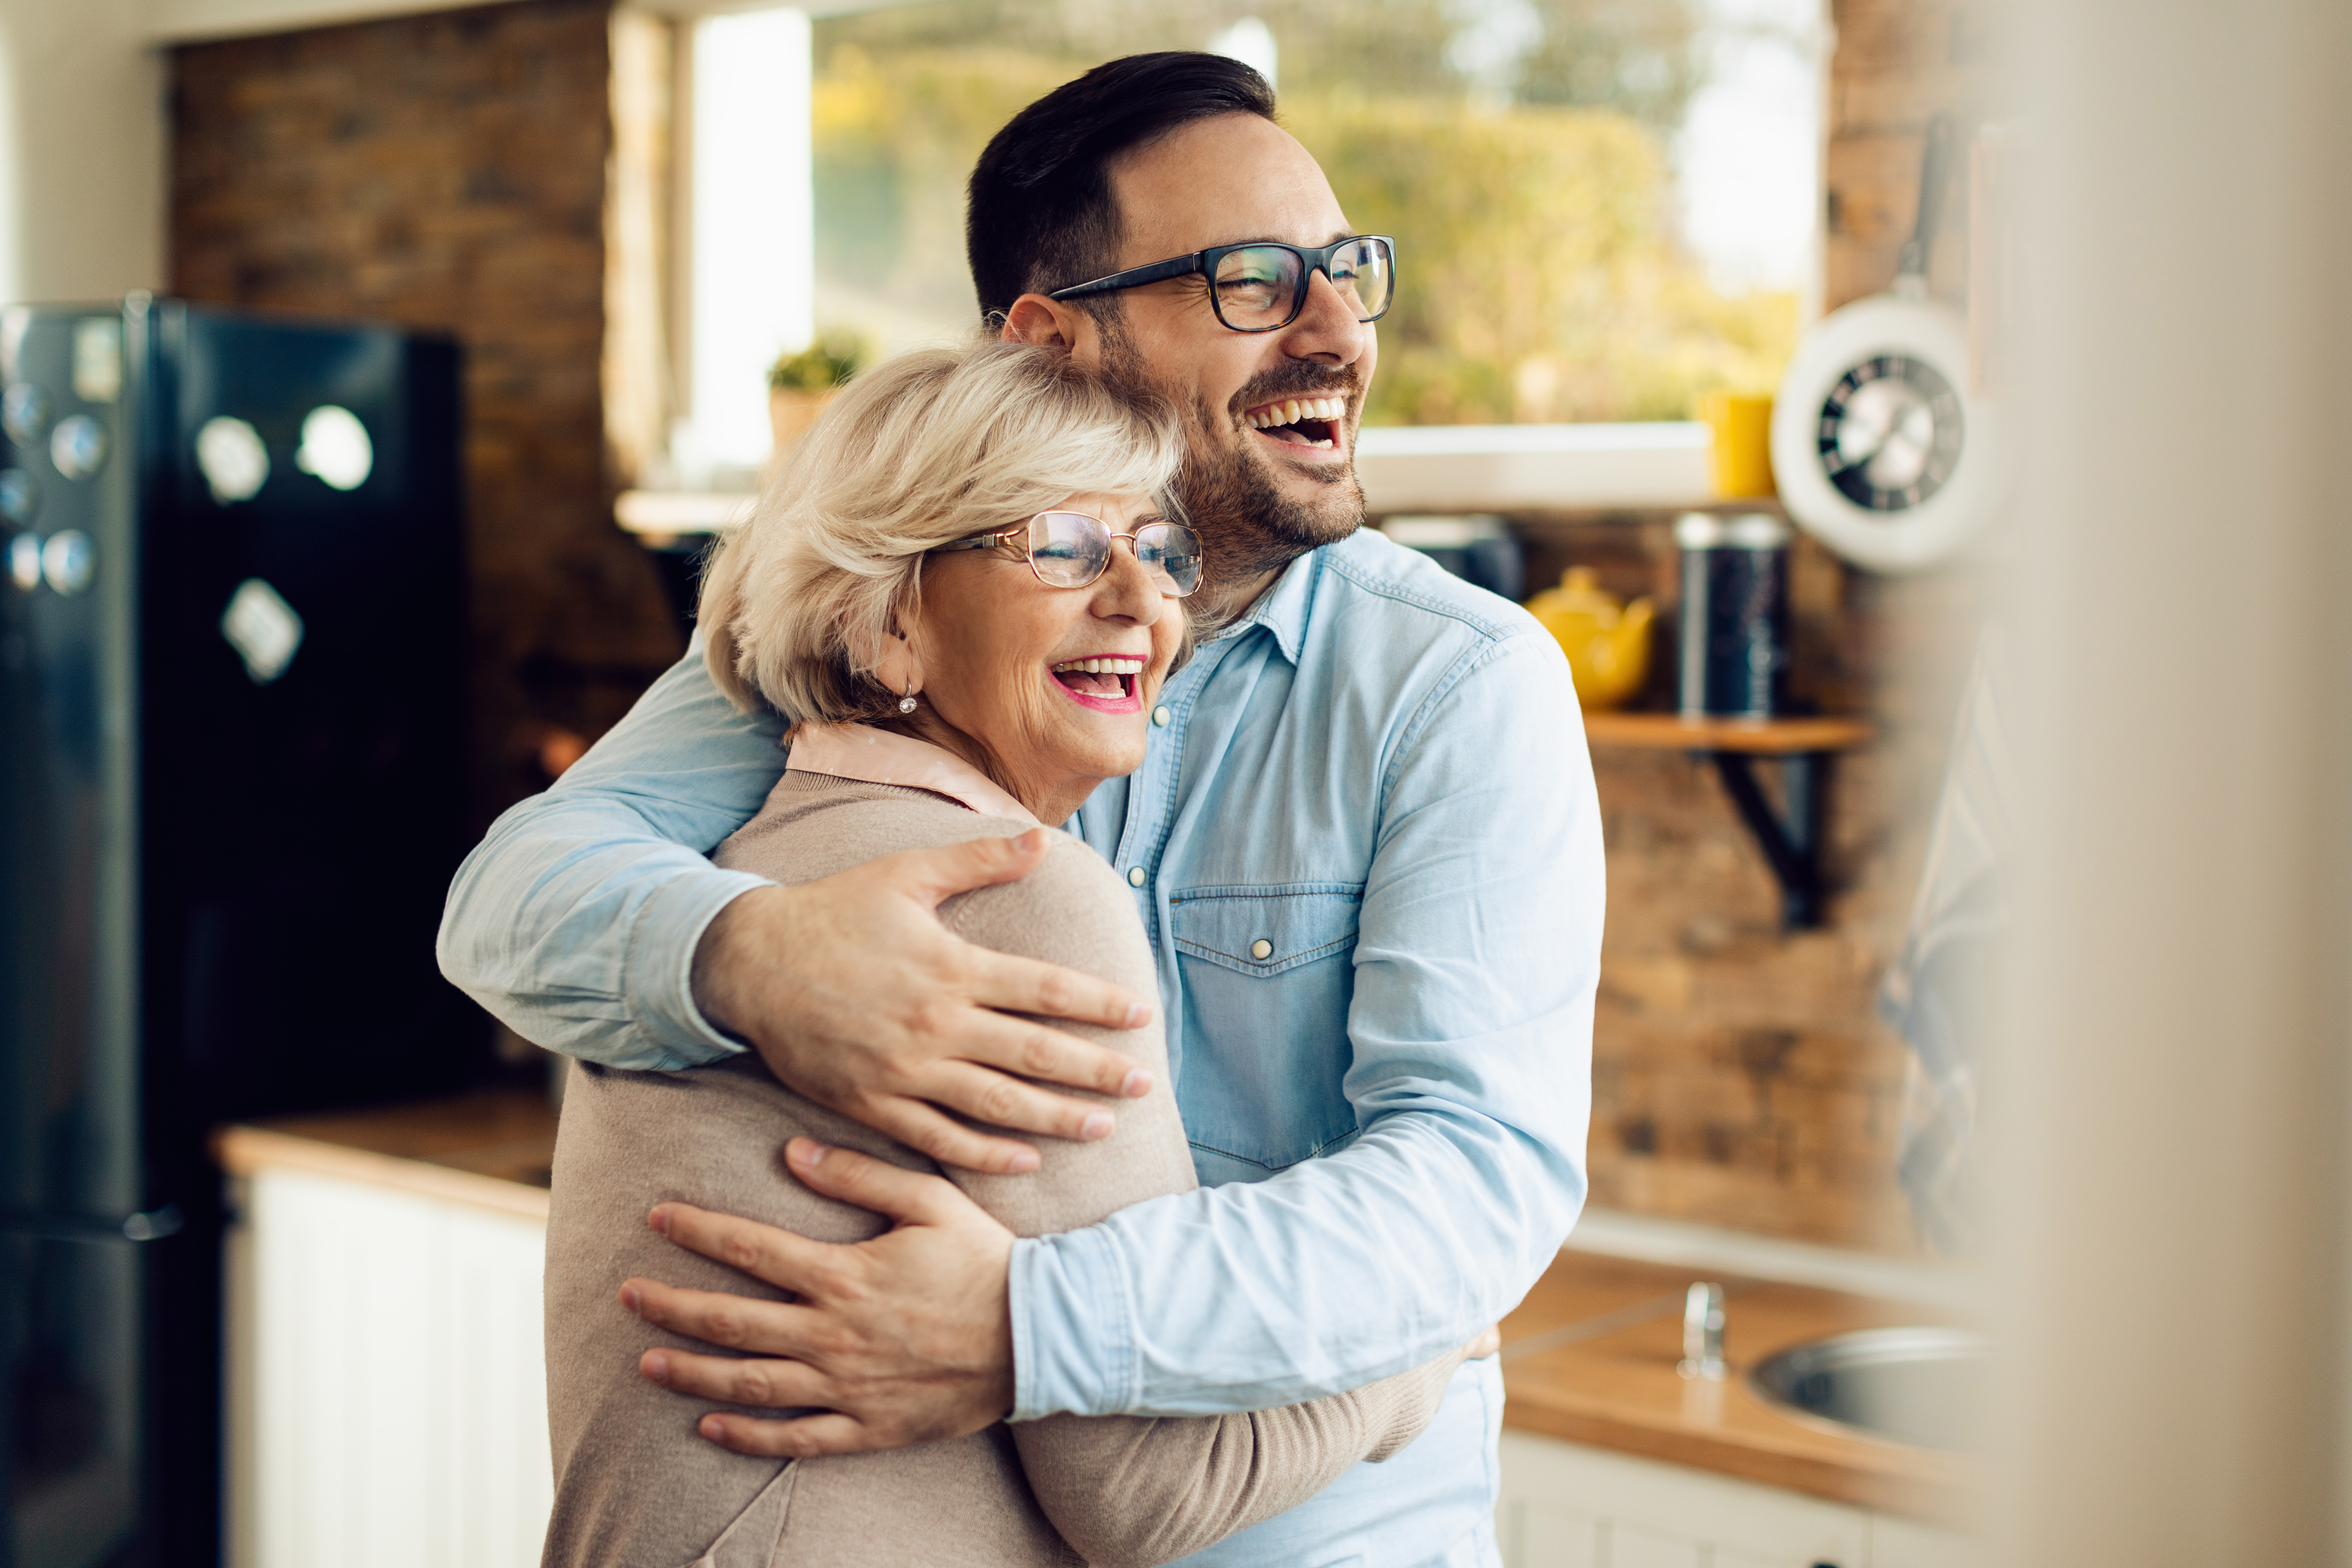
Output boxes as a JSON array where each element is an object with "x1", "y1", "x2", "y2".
[
  {"x1": 1051, "y1": 657, "x2": 1146, "y2": 675},
  {"x1": 1245, "y1": 395, "x2": 1347, "y2": 432}
]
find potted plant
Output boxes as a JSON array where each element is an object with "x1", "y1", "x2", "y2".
[{"x1": 768, "y1": 328, "x2": 868, "y2": 456}]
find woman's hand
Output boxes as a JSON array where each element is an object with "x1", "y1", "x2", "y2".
[
  {"x1": 619, "y1": 1139, "x2": 1018, "y2": 1457},
  {"x1": 693, "y1": 832, "x2": 1156, "y2": 1176}
]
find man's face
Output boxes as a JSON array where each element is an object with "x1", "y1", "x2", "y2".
[{"x1": 1087, "y1": 114, "x2": 1377, "y2": 595}]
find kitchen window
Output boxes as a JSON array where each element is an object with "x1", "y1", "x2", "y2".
[{"x1": 613, "y1": 0, "x2": 1826, "y2": 508}]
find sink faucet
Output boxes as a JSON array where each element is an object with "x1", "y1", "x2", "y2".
[{"x1": 1678, "y1": 1281, "x2": 1727, "y2": 1381}]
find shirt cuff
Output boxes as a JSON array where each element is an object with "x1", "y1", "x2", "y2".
[
  {"x1": 622, "y1": 865, "x2": 776, "y2": 1066},
  {"x1": 1008, "y1": 1225, "x2": 1134, "y2": 1421}
]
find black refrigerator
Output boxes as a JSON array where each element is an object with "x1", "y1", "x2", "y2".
[{"x1": 2, "y1": 297, "x2": 483, "y2": 1566}]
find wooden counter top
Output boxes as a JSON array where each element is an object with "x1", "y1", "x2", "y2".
[
  {"x1": 1500, "y1": 1250, "x2": 1979, "y2": 1524},
  {"x1": 214, "y1": 1088, "x2": 559, "y2": 1223}
]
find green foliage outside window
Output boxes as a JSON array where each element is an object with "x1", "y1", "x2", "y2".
[{"x1": 810, "y1": 1, "x2": 1798, "y2": 425}]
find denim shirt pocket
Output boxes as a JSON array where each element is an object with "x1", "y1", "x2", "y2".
[
  {"x1": 1170, "y1": 882, "x2": 1364, "y2": 975},
  {"x1": 1168, "y1": 883, "x2": 1364, "y2": 1177}
]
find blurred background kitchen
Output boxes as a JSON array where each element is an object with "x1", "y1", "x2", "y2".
[{"x1": 5, "y1": 0, "x2": 2346, "y2": 1565}]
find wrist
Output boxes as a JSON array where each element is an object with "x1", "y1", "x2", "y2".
[{"x1": 690, "y1": 883, "x2": 794, "y2": 1045}]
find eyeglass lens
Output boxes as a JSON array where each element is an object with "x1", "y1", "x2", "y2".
[
  {"x1": 1026, "y1": 512, "x2": 1202, "y2": 598},
  {"x1": 1211, "y1": 239, "x2": 1393, "y2": 330}
]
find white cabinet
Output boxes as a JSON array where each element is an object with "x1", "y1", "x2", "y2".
[
  {"x1": 225, "y1": 1166, "x2": 552, "y2": 1568},
  {"x1": 1496, "y1": 1432, "x2": 1980, "y2": 1568}
]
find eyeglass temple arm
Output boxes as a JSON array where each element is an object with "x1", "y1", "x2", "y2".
[{"x1": 1048, "y1": 254, "x2": 1205, "y2": 301}]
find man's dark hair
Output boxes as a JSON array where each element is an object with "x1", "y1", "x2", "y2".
[{"x1": 967, "y1": 52, "x2": 1278, "y2": 326}]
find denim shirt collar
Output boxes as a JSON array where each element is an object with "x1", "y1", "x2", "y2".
[{"x1": 1211, "y1": 544, "x2": 1320, "y2": 666}]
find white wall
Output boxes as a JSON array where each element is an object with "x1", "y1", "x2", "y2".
[{"x1": 0, "y1": 0, "x2": 161, "y2": 303}]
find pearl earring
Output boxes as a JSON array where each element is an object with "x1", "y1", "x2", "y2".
[{"x1": 898, "y1": 680, "x2": 918, "y2": 715}]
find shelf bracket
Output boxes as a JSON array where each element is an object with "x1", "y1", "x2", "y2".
[{"x1": 1698, "y1": 749, "x2": 1833, "y2": 929}]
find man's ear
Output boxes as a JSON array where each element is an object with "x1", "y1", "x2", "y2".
[{"x1": 1000, "y1": 294, "x2": 1086, "y2": 349}]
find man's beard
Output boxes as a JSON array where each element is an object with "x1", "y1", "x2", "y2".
[{"x1": 1098, "y1": 320, "x2": 1367, "y2": 611}]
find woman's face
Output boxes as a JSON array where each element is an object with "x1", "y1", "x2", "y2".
[{"x1": 897, "y1": 492, "x2": 1185, "y2": 824}]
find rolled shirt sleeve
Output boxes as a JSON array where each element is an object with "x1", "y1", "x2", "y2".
[{"x1": 436, "y1": 647, "x2": 790, "y2": 1070}]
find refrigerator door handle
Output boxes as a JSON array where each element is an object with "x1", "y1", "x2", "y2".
[{"x1": 0, "y1": 1203, "x2": 185, "y2": 1243}]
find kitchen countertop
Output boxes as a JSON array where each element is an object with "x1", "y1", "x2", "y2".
[
  {"x1": 1498, "y1": 1250, "x2": 1979, "y2": 1523},
  {"x1": 213, "y1": 1087, "x2": 559, "y2": 1222},
  {"x1": 215, "y1": 1090, "x2": 1976, "y2": 1521}
]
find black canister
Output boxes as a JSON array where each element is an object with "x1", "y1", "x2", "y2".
[{"x1": 1677, "y1": 512, "x2": 1791, "y2": 718}]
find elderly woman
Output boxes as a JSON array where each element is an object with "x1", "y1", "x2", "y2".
[{"x1": 539, "y1": 342, "x2": 1465, "y2": 1568}]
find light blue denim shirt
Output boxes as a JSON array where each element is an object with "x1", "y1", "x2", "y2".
[{"x1": 439, "y1": 528, "x2": 1603, "y2": 1567}]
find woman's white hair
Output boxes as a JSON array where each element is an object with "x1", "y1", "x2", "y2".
[{"x1": 698, "y1": 339, "x2": 1186, "y2": 722}]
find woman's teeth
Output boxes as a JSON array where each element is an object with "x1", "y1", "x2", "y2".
[{"x1": 1051, "y1": 655, "x2": 1143, "y2": 699}]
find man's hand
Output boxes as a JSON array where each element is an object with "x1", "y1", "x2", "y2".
[
  {"x1": 622, "y1": 1140, "x2": 1016, "y2": 1458},
  {"x1": 693, "y1": 830, "x2": 1153, "y2": 1174}
]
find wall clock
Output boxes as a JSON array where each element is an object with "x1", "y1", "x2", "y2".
[{"x1": 1771, "y1": 117, "x2": 2013, "y2": 573}]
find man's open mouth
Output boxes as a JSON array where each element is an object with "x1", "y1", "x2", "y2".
[
  {"x1": 1244, "y1": 395, "x2": 1347, "y2": 450},
  {"x1": 1051, "y1": 655, "x2": 1145, "y2": 701}
]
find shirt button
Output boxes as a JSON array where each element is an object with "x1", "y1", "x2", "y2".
[
  {"x1": 1250, "y1": 938, "x2": 1274, "y2": 960},
  {"x1": 1152, "y1": 705, "x2": 1172, "y2": 727},
  {"x1": 1127, "y1": 866, "x2": 1147, "y2": 887}
]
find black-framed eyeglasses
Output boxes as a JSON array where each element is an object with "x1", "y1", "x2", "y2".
[
  {"x1": 1049, "y1": 236, "x2": 1397, "y2": 334},
  {"x1": 933, "y1": 510, "x2": 1204, "y2": 598}
]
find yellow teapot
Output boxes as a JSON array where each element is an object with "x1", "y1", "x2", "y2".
[{"x1": 1525, "y1": 567, "x2": 1655, "y2": 711}]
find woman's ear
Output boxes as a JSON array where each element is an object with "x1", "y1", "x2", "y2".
[{"x1": 871, "y1": 626, "x2": 922, "y2": 699}]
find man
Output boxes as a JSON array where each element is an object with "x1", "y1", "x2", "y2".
[{"x1": 440, "y1": 52, "x2": 1602, "y2": 1566}]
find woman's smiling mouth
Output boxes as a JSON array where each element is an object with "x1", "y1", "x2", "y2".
[
  {"x1": 1244, "y1": 395, "x2": 1347, "y2": 450},
  {"x1": 1051, "y1": 655, "x2": 1145, "y2": 713}
]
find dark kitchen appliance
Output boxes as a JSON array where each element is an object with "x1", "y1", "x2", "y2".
[{"x1": 1, "y1": 297, "x2": 480, "y2": 1567}]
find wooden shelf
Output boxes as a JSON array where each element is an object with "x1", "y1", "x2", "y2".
[
  {"x1": 1583, "y1": 713, "x2": 1873, "y2": 754},
  {"x1": 1581, "y1": 713, "x2": 1873, "y2": 929}
]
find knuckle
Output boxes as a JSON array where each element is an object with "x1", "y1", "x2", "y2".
[
  {"x1": 1031, "y1": 970, "x2": 1076, "y2": 1013},
  {"x1": 906, "y1": 1121, "x2": 965, "y2": 1164},
  {"x1": 1015, "y1": 1031, "x2": 1062, "y2": 1078},
  {"x1": 971, "y1": 1078, "x2": 1021, "y2": 1127},
  {"x1": 735, "y1": 1361, "x2": 779, "y2": 1405}
]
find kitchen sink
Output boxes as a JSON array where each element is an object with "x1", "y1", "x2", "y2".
[{"x1": 1749, "y1": 1326, "x2": 1990, "y2": 1451}]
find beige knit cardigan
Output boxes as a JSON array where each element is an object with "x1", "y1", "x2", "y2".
[{"x1": 540, "y1": 768, "x2": 1461, "y2": 1568}]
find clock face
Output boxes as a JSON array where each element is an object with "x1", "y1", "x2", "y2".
[{"x1": 1816, "y1": 354, "x2": 1965, "y2": 512}]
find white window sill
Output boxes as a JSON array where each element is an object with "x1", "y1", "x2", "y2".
[
  {"x1": 615, "y1": 421, "x2": 1717, "y2": 539},
  {"x1": 1354, "y1": 421, "x2": 1711, "y2": 512}
]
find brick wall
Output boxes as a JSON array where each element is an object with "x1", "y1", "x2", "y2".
[
  {"x1": 1547, "y1": 0, "x2": 1995, "y2": 1253},
  {"x1": 169, "y1": 0, "x2": 682, "y2": 827}
]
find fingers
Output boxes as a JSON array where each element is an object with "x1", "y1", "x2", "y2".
[
  {"x1": 874, "y1": 837, "x2": 1152, "y2": 1034},
  {"x1": 784, "y1": 1139, "x2": 998, "y2": 1231},
  {"x1": 1467, "y1": 1326, "x2": 1502, "y2": 1359},
  {"x1": 696, "y1": 1410, "x2": 877, "y2": 1459},
  {"x1": 859, "y1": 1097, "x2": 1044, "y2": 1176},
  {"x1": 647, "y1": 1202, "x2": 836, "y2": 1293},
  {"x1": 950, "y1": 985, "x2": 1156, "y2": 1094},
  {"x1": 640, "y1": 1347, "x2": 828, "y2": 1410},
  {"x1": 924, "y1": 1061, "x2": 1122, "y2": 1146},
  {"x1": 965, "y1": 945, "x2": 1154, "y2": 1035},
  {"x1": 621, "y1": 1276, "x2": 820, "y2": 1356},
  {"x1": 879, "y1": 831, "x2": 1054, "y2": 907}
]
